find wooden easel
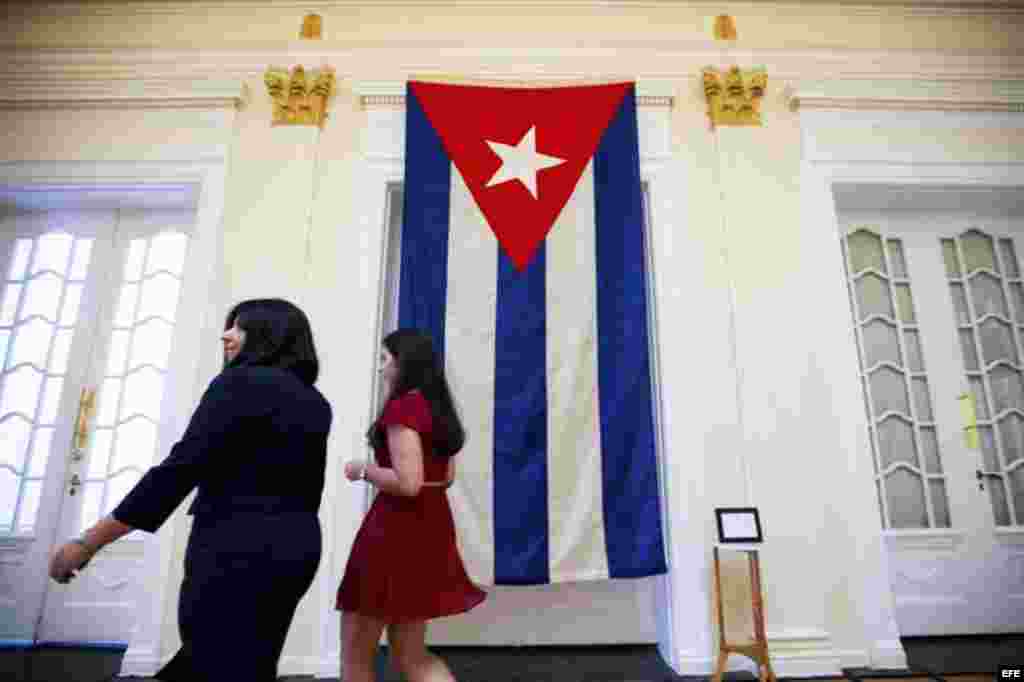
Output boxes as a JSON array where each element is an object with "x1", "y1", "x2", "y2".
[{"x1": 711, "y1": 545, "x2": 777, "y2": 682}]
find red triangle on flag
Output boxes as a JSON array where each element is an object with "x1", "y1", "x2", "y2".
[{"x1": 409, "y1": 81, "x2": 632, "y2": 271}]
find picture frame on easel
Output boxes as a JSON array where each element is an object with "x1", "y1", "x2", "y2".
[{"x1": 714, "y1": 507, "x2": 763, "y2": 544}]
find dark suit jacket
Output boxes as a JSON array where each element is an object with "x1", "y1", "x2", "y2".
[{"x1": 113, "y1": 365, "x2": 332, "y2": 532}]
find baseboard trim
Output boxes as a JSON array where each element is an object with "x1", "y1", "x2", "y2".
[
  {"x1": 674, "y1": 650, "x2": 715, "y2": 676},
  {"x1": 674, "y1": 644, "x2": 855, "y2": 677},
  {"x1": 315, "y1": 648, "x2": 342, "y2": 678},
  {"x1": 870, "y1": 638, "x2": 909, "y2": 670},
  {"x1": 33, "y1": 640, "x2": 127, "y2": 650},
  {"x1": 835, "y1": 648, "x2": 871, "y2": 669},
  {"x1": 278, "y1": 654, "x2": 331, "y2": 677},
  {"x1": 118, "y1": 649, "x2": 338, "y2": 678},
  {"x1": 844, "y1": 667, "x2": 930, "y2": 679},
  {"x1": 771, "y1": 652, "x2": 842, "y2": 677},
  {"x1": 671, "y1": 652, "x2": 843, "y2": 677},
  {"x1": 763, "y1": 630, "x2": 836, "y2": 676},
  {"x1": 110, "y1": 639, "x2": 903, "y2": 680},
  {"x1": 117, "y1": 644, "x2": 166, "y2": 677}
]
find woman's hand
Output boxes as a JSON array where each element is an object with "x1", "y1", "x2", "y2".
[
  {"x1": 344, "y1": 460, "x2": 366, "y2": 482},
  {"x1": 49, "y1": 542, "x2": 95, "y2": 584}
]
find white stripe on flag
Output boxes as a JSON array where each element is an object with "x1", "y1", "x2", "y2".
[
  {"x1": 546, "y1": 162, "x2": 610, "y2": 582},
  {"x1": 445, "y1": 164, "x2": 497, "y2": 586}
]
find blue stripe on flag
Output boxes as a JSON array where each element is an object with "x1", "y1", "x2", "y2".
[
  {"x1": 399, "y1": 86, "x2": 452, "y2": 355},
  {"x1": 593, "y1": 87, "x2": 668, "y2": 578},
  {"x1": 493, "y1": 248, "x2": 549, "y2": 585}
]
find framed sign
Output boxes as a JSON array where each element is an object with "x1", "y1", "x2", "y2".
[{"x1": 715, "y1": 507, "x2": 763, "y2": 543}]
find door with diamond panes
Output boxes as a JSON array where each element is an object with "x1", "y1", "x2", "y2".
[
  {"x1": 842, "y1": 211, "x2": 1024, "y2": 635},
  {"x1": 1, "y1": 208, "x2": 196, "y2": 645}
]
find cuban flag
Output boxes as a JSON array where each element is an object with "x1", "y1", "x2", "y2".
[{"x1": 398, "y1": 81, "x2": 667, "y2": 585}]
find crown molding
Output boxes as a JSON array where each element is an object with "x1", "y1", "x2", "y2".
[
  {"x1": 359, "y1": 76, "x2": 1024, "y2": 112},
  {"x1": 0, "y1": 77, "x2": 248, "y2": 111},
  {"x1": 2, "y1": 46, "x2": 1022, "y2": 83},
  {"x1": 0, "y1": 47, "x2": 1020, "y2": 113},
  {"x1": 354, "y1": 78, "x2": 676, "y2": 107},
  {"x1": 7, "y1": 1, "x2": 1024, "y2": 18},
  {"x1": 788, "y1": 78, "x2": 1024, "y2": 111}
]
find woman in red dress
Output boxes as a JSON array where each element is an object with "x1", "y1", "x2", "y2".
[{"x1": 337, "y1": 329, "x2": 486, "y2": 682}]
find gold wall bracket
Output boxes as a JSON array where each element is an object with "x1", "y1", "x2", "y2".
[
  {"x1": 263, "y1": 13, "x2": 335, "y2": 128},
  {"x1": 703, "y1": 66, "x2": 767, "y2": 128},
  {"x1": 264, "y1": 64, "x2": 337, "y2": 129}
]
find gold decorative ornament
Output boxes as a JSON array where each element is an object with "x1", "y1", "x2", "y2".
[
  {"x1": 702, "y1": 66, "x2": 767, "y2": 127},
  {"x1": 713, "y1": 15, "x2": 737, "y2": 41},
  {"x1": 264, "y1": 64, "x2": 336, "y2": 128},
  {"x1": 301, "y1": 13, "x2": 322, "y2": 39}
]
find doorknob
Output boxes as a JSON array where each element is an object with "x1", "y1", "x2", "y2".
[
  {"x1": 68, "y1": 474, "x2": 82, "y2": 496},
  {"x1": 976, "y1": 469, "x2": 998, "y2": 491}
]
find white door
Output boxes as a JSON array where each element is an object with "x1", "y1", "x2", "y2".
[
  {"x1": 841, "y1": 210, "x2": 1024, "y2": 635},
  {"x1": 374, "y1": 184, "x2": 662, "y2": 646},
  {"x1": 1, "y1": 207, "x2": 198, "y2": 646}
]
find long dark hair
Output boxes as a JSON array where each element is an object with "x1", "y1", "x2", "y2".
[
  {"x1": 224, "y1": 298, "x2": 319, "y2": 386},
  {"x1": 366, "y1": 329, "x2": 465, "y2": 457}
]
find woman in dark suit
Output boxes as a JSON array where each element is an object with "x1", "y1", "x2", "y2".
[{"x1": 48, "y1": 298, "x2": 332, "y2": 682}]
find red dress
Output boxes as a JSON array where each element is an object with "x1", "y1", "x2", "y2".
[{"x1": 336, "y1": 391, "x2": 487, "y2": 622}]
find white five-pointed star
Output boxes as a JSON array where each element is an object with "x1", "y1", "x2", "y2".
[{"x1": 484, "y1": 126, "x2": 566, "y2": 199}]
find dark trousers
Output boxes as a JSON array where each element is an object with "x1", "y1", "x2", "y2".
[{"x1": 155, "y1": 512, "x2": 321, "y2": 682}]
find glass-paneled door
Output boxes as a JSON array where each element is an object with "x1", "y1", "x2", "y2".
[
  {"x1": 0, "y1": 207, "x2": 195, "y2": 646},
  {"x1": 842, "y1": 211, "x2": 1024, "y2": 636}
]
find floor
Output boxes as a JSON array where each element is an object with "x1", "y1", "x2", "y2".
[{"x1": 1, "y1": 637, "x2": 1020, "y2": 682}]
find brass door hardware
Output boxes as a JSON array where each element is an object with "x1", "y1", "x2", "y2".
[
  {"x1": 72, "y1": 387, "x2": 96, "y2": 461},
  {"x1": 958, "y1": 392, "x2": 979, "y2": 450}
]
